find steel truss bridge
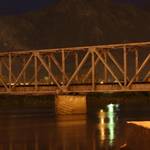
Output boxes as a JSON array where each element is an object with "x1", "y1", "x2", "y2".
[{"x1": 0, "y1": 42, "x2": 149, "y2": 95}]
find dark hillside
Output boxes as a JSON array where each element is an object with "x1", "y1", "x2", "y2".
[{"x1": 0, "y1": 0, "x2": 150, "y2": 50}]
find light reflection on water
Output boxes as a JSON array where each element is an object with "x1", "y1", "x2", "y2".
[
  {"x1": 0, "y1": 104, "x2": 121, "y2": 150},
  {"x1": 97, "y1": 104, "x2": 118, "y2": 147}
]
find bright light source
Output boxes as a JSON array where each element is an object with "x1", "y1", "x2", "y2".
[
  {"x1": 44, "y1": 76, "x2": 49, "y2": 81},
  {"x1": 115, "y1": 104, "x2": 119, "y2": 108},
  {"x1": 99, "y1": 109, "x2": 105, "y2": 125},
  {"x1": 100, "y1": 109, "x2": 103, "y2": 113},
  {"x1": 100, "y1": 81, "x2": 104, "y2": 84},
  {"x1": 114, "y1": 80, "x2": 118, "y2": 83},
  {"x1": 107, "y1": 104, "x2": 114, "y2": 113}
]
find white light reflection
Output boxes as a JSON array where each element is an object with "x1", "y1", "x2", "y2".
[
  {"x1": 107, "y1": 104, "x2": 114, "y2": 113},
  {"x1": 107, "y1": 104, "x2": 117, "y2": 146}
]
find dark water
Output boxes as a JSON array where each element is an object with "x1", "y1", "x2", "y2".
[{"x1": 0, "y1": 103, "x2": 149, "y2": 150}]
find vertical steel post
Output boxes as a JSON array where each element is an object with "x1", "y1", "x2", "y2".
[
  {"x1": 75, "y1": 51, "x2": 79, "y2": 81},
  {"x1": 104, "y1": 50, "x2": 108, "y2": 82},
  {"x1": 23, "y1": 57, "x2": 26, "y2": 84},
  {"x1": 9, "y1": 53, "x2": 12, "y2": 90},
  {"x1": 91, "y1": 48, "x2": 95, "y2": 91},
  {"x1": 48, "y1": 55, "x2": 52, "y2": 82},
  {"x1": 34, "y1": 53, "x2": 38, "y2": 90},
  {"x1": 0, "y1": 58, "x2": 2, "y2": 76},
  {"x1": 62, "y1": 50, "x2": 65, "y2": 85},
  {"x1": 66, "y1": 51, "x2": 90, "y2": 88},
  {"x1": 135, "y1": 49, "x2": 139, "y2": 81},
  {"x1": 124, "y1": 46, "x2": 127, "y2": 86}
]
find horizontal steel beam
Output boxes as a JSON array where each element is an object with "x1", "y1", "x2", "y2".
[
  {"x1": 0, "y1": 41, "x2": 150, "y2": 55},
  {"x1": 0, "y1": 83, "x2": 149, "y2": 95}
]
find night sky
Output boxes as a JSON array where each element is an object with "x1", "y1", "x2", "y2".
[
  {"x1": 0, "y1": 0, "x2": 56, "y2": 14},
  {"x1": 0, "y1": 0, "x2": 149, "y2": 15}
]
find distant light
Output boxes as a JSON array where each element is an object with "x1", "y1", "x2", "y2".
[
  {"x1": 99, "y1": 109, "x2": 105, "y2": 125},
  {"x1": 115, "y1": 104, "x2": 119, "y2": 109},
  {"x1": 113, "y1": 80, "x2": 118, "y2": 83},
  {"x1": 115, "y1": 104, "x2": 119, "y2": 108},
  {"x1": 44, "y1": 76, "x2": 49, "y2": 81},
  {"x1": 100, "y1": 109, "x2": 103, "y2": 113},
  {"x1": 100, "y1": 81, "x2": 104, "y2": 84},
  {"x1": 107, "y1": 104, "x2": 114, "y2": 113}
]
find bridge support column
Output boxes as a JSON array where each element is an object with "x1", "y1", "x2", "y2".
[{"x1": 55, "y1": 95, "x2": 87, "y2": 115}]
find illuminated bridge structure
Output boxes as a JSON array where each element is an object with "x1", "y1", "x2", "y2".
[{"x1": 0, "y1": 41, "x2": 149, "y2": 95}]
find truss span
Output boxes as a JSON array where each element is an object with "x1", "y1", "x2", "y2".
[{"x1": 0, "y1": 41, "x2": 149, "y2": 95}]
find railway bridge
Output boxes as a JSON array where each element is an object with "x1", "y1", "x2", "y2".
[
  {"x1": 0, "y1": 41, "x2": 149, "y2": 95},
  {"x1": 0, "y1": 41, "x2": 149, "y2": 114}
]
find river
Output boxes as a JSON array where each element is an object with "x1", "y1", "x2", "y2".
[{"x1": 0, "y1": 100, "x2": 149, "y2": 150}]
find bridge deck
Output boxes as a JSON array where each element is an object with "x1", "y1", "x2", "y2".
[{"x1": 0, "y1": 83, "x2": 149, "y2": 95}]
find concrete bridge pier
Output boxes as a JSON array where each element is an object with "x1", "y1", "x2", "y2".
[{"x1": 55, "y1": 95, "x2": 87, "y2": 115}]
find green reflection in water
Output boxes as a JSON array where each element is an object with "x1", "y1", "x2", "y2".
[{"x1": 98, "y1": 104, "x2": 119, "y2": 146}]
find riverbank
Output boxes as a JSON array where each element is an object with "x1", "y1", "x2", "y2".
[
  {"x1": 126, "y1": 121, "x2": 150, "y2": 150},
  {"x1": 128, "y1": 121, "x2": 150, "y2": 129}
]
